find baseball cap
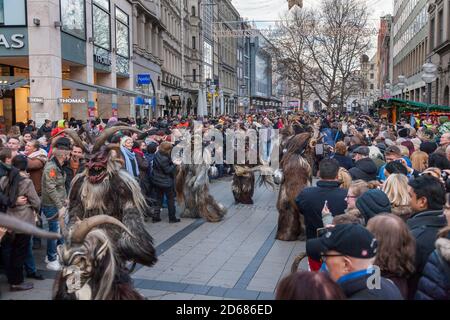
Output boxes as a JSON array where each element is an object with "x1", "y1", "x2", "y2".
[
  {"x1": 353, "y1": 146, "x2": 370, "y2": 156},
  {"x1": 306, "y1": 224, "x2": 377, "y2": 261}
]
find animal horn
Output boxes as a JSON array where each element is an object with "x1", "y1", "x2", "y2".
[
  {"x1": 70, "y1": 215, "x2": 134, "y2": 243},
  {"x1": 92, "y1": 126, "x2": 143, "y2": 152},
  {"x1": 52, "y1": 129, "x2": 89, "y2": 153},
  {"x1": 0, "y1": 214, "x2": 61, "y2": 240}
]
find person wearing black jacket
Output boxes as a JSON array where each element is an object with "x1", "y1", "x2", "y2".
[
  {"x1": 151, "y1": 142, "x2": 180, "y2": 223},
  {"x1": 415, "y1": 226, "x2": 450, "y2": 300},
  {"x1": 407, "y1": 175, "x2": 448, "y2": 299},
  {"x1": 296, "y1": 159, "x2": 347, "y2": 271},
  {"x1": 36, "y1": 120, "x2": 52, "y2": 139},
  {"x1": 0, "y1": 149, "x2": 27, "y2": 212},
  {"x1": 349, "y1": 146, "x2": 378, "y2": 181}
]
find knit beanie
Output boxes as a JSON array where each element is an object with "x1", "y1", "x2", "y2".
[
  {"x1": 420, "y1": 141, "x2": 438, "y2": 155},
  {"x1": 356, "y1": 189, "x2": 392, "y2": 223}
]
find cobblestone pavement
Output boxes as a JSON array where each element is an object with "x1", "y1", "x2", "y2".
[{"x1": 0, "y1": 176, "x2": 308, "y2": 300}]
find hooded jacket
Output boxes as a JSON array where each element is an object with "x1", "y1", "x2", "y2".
[
  {"x1": 415, "y1": 235, "x2": 450, "y2": 300},
  {"x1": 349, "y1": 157, "x2": 378, "y2": 181}
]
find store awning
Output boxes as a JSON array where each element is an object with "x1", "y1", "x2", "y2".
[
  {"x1": 63, "y1": 79, "x2": 153, "y2": 99},
  {"x1": 377, "y1": 98, "x2": 450, "y2": 112}
]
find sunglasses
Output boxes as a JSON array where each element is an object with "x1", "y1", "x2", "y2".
[{"x1": 320, "y1": 253, "x2": 345, "y2": 263}]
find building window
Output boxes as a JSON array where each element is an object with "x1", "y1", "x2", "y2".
[
  {"x1": 192, "y1": 36, "x2": 196, "y2": 49},
  {"x1": 438, "y1": 10, "x2": 444, "y2": 44},
  {"x1": 60, "y1": 0, "x2": 86, "y2": 39},
  {"x1": 93, "y1": 0, "x2": 111, "y2": 50},
  {"x1": 191, "y1": 6, "x2": 196, "y2": 16},
  {"x1": 370, "y1": 64, "x2": 374, "y2": 70},
  {"x1": 0, "y1": 0, "x2": 26, "y2": 26},
  {"x1": 430, "y1": 17, "x2": 435, "y2": 50},
  {"x1": 370, "y1": 84, "x2": 374, "y2": 90},
  {"x1": 370, "y1": 73, "x2": 374, "y2": 79},
  {"x1": 115, "y1": 7, "x2": 129, "y2": 58},
  {"x1": 193, "y1": 69, "x2": 196, "y2": 83}
]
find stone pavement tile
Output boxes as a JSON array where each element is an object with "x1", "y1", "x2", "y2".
[
  {"x1": 257, "y1": 292, "x2": 275, "y2": 300},
  {"x1": 160, "y1": 292, "x2": 196, "y2": 300},
  {"x1": 137, "y1": 289, "x2": 170, "y2": 300},
  {"x1": 132, "y1": 269, "x2": 164, "y2": 280},
  {"x1": 184, "y1": 284, "x2": 211, "y2": 295},
  {"x1": 192, "y1": 294, "x2": 224, "y2": 300},
  {"x1": 223, "y1": 288, "x2": 259, "y2": 300},
  {"x1": 207, "y1": 286, "x2": 228, "y2": 297},
  {"x1": 207, "y1": 278, "x2": 236, "y2": 288},
  {"x1": 136, "y1": 279, "x2": 189, "y2": 292},
  {"x1": 27, "y1": 279, "x2": 54, "y2": 290}
]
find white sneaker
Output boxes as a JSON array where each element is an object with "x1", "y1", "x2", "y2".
[
  {"x1": 46, "y1": 260, "x2": 62, "y2": 271},
  {"x1": 45, "y1": 255, "x2": 60, "y2": 264}
]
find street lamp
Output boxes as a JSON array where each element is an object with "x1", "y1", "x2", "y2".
[
  {"x1": 398, "y1": 75, "x2": 407, "y2": 100},
  {"x1": 422, "y1": 59, "x2": 438, "y2": 118}
]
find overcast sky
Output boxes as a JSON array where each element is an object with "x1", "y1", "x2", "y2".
[{"x1": 232, "y1": 0, "x2": 394, "y2": 57}]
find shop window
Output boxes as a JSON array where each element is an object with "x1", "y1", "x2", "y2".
[
  {"x1": 93, "y1": 0, "x2": 111, "y2": 50},
  {"x1": 60, "y1": 0, "x2": 86, "y2": 39},
  {"x1": 115, "y1": 7, "x2": 129, "y2": 58},
  {"x1": 0, "y1": 0, "x2": 26, "y2": 26}
]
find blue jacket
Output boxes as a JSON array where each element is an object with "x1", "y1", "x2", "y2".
[
  {"x1": 377, "y1": 156, "x2": 413, "y2": 181},
  {"x1": 415, "y1": 236, "x2": 450, "y2": 300},
  {"x1": 338, "y1": 268, "x2": 404, "y2": 300}
]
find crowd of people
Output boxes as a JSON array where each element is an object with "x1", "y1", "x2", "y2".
[
  {"x1": 0, "y1": 110, "x2": 449, "y2": 300},
  {"x1": 276, "y1": 113, "x2": 450, "y2": 300}
]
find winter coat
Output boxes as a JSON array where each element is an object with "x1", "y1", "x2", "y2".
[
  {"x1": 407, "y1": 210, "x2": 448, "y2": 298},
  {"x1": 391, "y1": 205, "x2": 414, "y2": 222},
  {"x1": 151, "y1": 151, "x2": 177, "y2": 189},
  {"x1": 332, "y1": 154, "x2": 354, "y2": 170},
  {"x1": 0, "y1": 162, "x2": 21, "y2": 212},
  {"x1": 0, "y1": 173, "x2": 40, "y2": 230},
  {"x1": 133, "y1": 148, "x2": 149, "y2": 181},
  {"x1": 338, "y1": 270, "x2": 404, "y2": 300},
  {"x1": 415, "y1": 235, "x2": 450, "y2": 300},
  {"x1": 41, "y1": 158, "x2": 67, "y2": 210},
  {"x1": 296, "y1": 180, "x2": 348, "y2": 240},
  {"x1": 26, "y1": 149, "x2": 48, "y2": 195},
  {"x1": 349, "y1": 157, "x2": 378, "y2": 182},
  {"x1": 37, "y1": 124, "x2": 52, "y2": 139}
]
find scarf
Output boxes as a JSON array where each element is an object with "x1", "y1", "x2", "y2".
[
  {"x1": 120, "y1": 145, "x2": 139, "y2": 177},
  {"x1": 27, "y1": 148, "x2": 48, "y2": 160}
]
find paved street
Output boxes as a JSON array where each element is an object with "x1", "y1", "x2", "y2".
[{"x1": 0, "y1": 177, "x2": 308, "y2": 300}]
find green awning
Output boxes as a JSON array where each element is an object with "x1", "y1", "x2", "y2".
[{"x1": 376, "y1": 98, "x2": 450, "y2": 112}]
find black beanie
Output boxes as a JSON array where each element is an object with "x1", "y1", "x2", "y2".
[
  {"x1": 398, "y1": 128, "x2": 409, "y2": 138},
  {"x1": 420, "y1": 141, "x2": 438, "y2": 155},
  {"x1": 356, "y1": 189, "x2": 391, "y2": 223}
]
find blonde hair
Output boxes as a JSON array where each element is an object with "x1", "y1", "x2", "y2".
[
  {"x1": 382, "y1": 174, "x2": 411, "y2": 207},
  {"x1": 397, "y1": 145, "x2": 410, "y2": 158},
  {"x1": 337, "y1": 167, "x2": 352, "y2": 189},
  {"x1": 411, "y1": 151, "x2": 429, "y2": 172}
]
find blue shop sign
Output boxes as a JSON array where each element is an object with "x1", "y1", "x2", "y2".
[{"x1": 137, "y1": 74, "x2": 151, "y2": 85}]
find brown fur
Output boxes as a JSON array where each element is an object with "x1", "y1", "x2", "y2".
[{"x1": 276, "y1": 133, "x2": 313, "y2": 241}]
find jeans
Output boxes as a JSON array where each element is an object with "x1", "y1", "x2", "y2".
[
  {"x1": 42, "y1": 206, "x2": 64, "y2": 262},
  {"x1": 24, "y1": 237, "x2": 37, "y2": 274},
  {"x1": 155, "y1": 187, "x2": 177, "y2": 220}
]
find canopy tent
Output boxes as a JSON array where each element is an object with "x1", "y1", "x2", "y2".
[{"x1": 376, "y1": 98, "x2": 450, "y2": 112}]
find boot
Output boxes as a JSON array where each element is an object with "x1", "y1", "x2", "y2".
[{"x1": 152, "y1": 209, "x2": 161, "y2": 223}]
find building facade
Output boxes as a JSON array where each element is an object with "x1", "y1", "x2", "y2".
[
  {"x1": 377, "y1": 14, "x2": 393, "y2": 98},
  {"x1": 249, "y1": 34, "x2": 273, "y2": 111},
  {"x1": 428, "y1": 0, "x2": 450, "y2": 106},
  {"x1": 0, "y1": 0, "x2": 145, "y2": 131},
  {"x1": 391, "y1": 0, "x2": 429, "y2": 102},
  {"x1": 131, "y1": 0, "x2": 163, "y2": 120}
]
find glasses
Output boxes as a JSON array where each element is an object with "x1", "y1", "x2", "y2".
[
  {"x1": 345, "y1": 195, "x2": 357, "y2": 200},
  {"x1": 320, "y1": 254, "x2": 345, "y2": 262}
]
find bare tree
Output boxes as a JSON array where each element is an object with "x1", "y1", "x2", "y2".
[{"x1": 269, "y1": 0, "x2": 372, "y2": 110}]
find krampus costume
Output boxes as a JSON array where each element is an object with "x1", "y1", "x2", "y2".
[
  {"x1": 52, "y1": 127, "x2": 157, "y2": 300},
  {"x1": 175, "y1": 137, "x2": 227, "y2": 222},
  {"x1": 276, "y1": 132, "x2": 316, "y2": 241}
]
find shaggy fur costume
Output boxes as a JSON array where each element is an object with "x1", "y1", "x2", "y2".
[
  {"x1": 276, "y1": 132, "x2": 314, "y2": 241},
  {"x1": 175, "y1": 163, "x2": 227, "y2": 222}
]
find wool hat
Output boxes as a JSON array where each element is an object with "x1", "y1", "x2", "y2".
[
  {"x1": 53, "y1": 137, "x2": 72, "y2": 151},
  {"x1": 420, "y1": 141, "x2": 438, "y2": 155},
  {"x1": 356, "y1": 189, "x2": 391, "y2": 223},
  {"x1": 398, "y1": 128, "x2": 409, "y2": 138}
]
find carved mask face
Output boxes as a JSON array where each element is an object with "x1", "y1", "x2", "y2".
[{"x1": 85, "y1": 150, "x2": 109, "y2": 184}]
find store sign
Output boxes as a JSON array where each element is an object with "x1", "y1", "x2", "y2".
[
  {"x1": 137, "y1": 74, "x2": 151, "y2": 85},
  {"x1": 58, "y1": 97, "x2": 86, "y2": 104},
  {"x1": 94, "y1": 53, "x2": 112, "y2": 66},
  {"x1": 0, "y1": 28, "x2": 28, "y2": 56},
  {"x1": 28, "y1": 97, "x2": 44, "y2": 104}
]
